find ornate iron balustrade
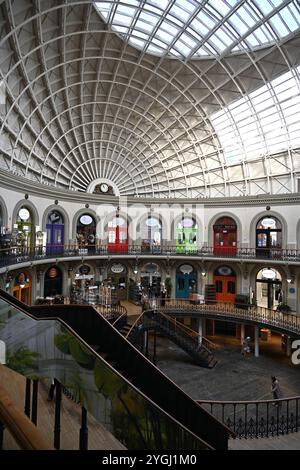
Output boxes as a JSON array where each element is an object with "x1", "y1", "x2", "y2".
[
  {"x1": 0, "y1": 244, "x2": 300, "y2": 267},
  {"x1": 150, "y1": 299, "x2": 300, "y2": 337},
  {"x1": 197, "y1": 397, "x2": 300, "y2": 439}
]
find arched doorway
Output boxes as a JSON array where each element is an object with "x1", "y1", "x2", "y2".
[
  {"x1": 141, "y1": 263, "x2": 161, "y2": 297},
  {"x1": 141, "y1": 217, "x2": 162, "y2": 253},
  {"x1": 13, "y1": 271, "x2": 31, "y2": 304},
  {"x1": 15, "y1": 207, "x2": 34, "y2": 250},
  {"x1": 256, "y1": 216, "x2": 282, "y2": 258},
  {"x1": 76, "y1": 214, "x2": 96, "y2": 253},
  {"x1": 46, "y1": 210, "x2": 64, "y2": 254},
  {"x1": 256, "y1": 268, "x2": 282, "y2": 309},
  {"x1": 176, "y1": 264, "x2": 197, "y2": 299},
  {"x1": 108, "y1": 263, "x2": 128, "y2": 300},
  {"x1": 213, "y1": 216, "x2": 237, "y2": 255},
  {"x1": 44, "y1": 266, "x2": 63, "y2": 298},
  {"x1": 176, "y1": 217, "x2": 197, "y2": 253},
  {"x1": 213, "y1": 266, "x2": 236, "y2": 303},
  {"x1": 108, "y1": 216, "x2": 128, "y2": 253}
]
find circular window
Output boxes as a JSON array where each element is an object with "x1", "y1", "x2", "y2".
[
  {"x1": 179, "y1": 264, "x2": 194, "y2": 274},
  {"x1": 146, "y1": 218, "x2": 160, "y2": 227},
  {"x1": 261, "y1": 269, "x2": 276, "y2": 280},
  {"x1": 181, "y1": 218, "x2": 195, "y2": 228}
]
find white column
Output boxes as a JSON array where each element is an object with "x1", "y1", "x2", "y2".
[
  {"x1": 198, "y1": 318, "x2": 203, "y2": 345},
  {"x1": 240, "y1": 324, "x2": 245, "y2": 345},
  {"x1": 254, "y1": 326, "x2": 259, "y2": 357},
  {"x1": 286, "y1": 336, "x2": 292, "y2": 357}
]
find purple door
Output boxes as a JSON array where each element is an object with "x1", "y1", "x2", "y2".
[{"x1": 46, "y1": 224, "x2": 64, "y2": 254}]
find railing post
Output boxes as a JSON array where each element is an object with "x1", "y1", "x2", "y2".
[
  {"x1": 0, "y1": 421, "x2": 4, "y2": 450},
  {"x1": 54, "y1": 379, "x2": 62, "y2": 450},
  {"x1": 153, "y1": 328, "x2": 157, "y2": 365},
  {"x1": 24, "y1": 378, "x2": 31, "y2": 418},
  {"x1": 79, "y1": 407, "x2": 88, "y2": 450},
  {"x1": 31, "y1": 379, "x2": 39, "y2": 425}
]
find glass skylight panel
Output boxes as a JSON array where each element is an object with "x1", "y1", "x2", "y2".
[
  {"x1": 270, "y1": 14, "x2": 290, "y2": 36},
  {"x1": 95, "y1": 1, "x2": 300, "y2": 58},
  {"x1": 211, "y1": 65, "x2": 300, "y2": 165}
]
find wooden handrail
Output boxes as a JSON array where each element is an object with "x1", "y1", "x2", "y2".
[{"x1": 0, "y1": 382, "x2": 52, "y2": 450}]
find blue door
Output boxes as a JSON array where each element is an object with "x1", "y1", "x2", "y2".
[
  {"x1": 176, "y1": 272, "x2": 197, "y2": 299},
  {"x1": 46, "y1": 224, "x2": 64, "y2": 254}
]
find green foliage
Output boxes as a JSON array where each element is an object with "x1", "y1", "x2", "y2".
[
  {"x1": 6, "y1": 346, "x2": 40, "y2": 376},
  {"x1": 276, "y1": 303, "x2": 291, "y2": 312},
  {"x1": 164, "y1": 277, "x2": 172, "y2": 297}
]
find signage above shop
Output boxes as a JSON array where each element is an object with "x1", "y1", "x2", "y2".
[
  {"x1": 261, "y1": 269, "x2": 276, "y2": 280},
  {"x1": 48, "y1": 267, "x2": 58, "y2": 278},
  {"x1": 18, "y1": 208, "x2": 30, "y2": 221},
  {"x1": 217, "y1": 266, "x2": 234, "y2": 276},
  {"x1": 179, "y1": 264, "x2": 194, "y2": 274},
  {"x1": 110, "y1": 263, "x2": 125, "y2": 274},
  {"x1": 260, "y1": 218, "x2": 276, "y2": 228},
  {"x1": 181, "y1": 218, "x2": 195, "y2": 228},
  {"x1": 79, "y1": 265, "x2": 90, "y2": 275},
  {"x1": 79, "y1": 215, "x2": 93, "y2": 225}
]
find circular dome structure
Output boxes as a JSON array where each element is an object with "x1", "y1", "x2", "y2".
[{"x1": 0, "y1": 0, "x2": 300, "y2": 198}]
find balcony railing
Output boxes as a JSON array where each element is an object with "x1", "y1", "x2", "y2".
[
  {"x1": 0, "y1": 244, "x2": 300, "y2": 267},
  {"x1": 197, "y1": 397, "x2": 300, "y2": 439},
  {"x1": 146, "y1": 298, "x2": 300, "y2": 337}
]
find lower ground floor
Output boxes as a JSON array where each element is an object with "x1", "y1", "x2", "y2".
[{"x1": 155, "y1": 332, "x2": 300, "y2": 402}]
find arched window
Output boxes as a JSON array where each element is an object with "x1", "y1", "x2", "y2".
[{"x1": 141, "y1": 217, "x2": 162, "y2": 253}]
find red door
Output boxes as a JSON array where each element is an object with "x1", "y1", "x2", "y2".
[
  {"x1": 214, "y1": 275, "x2": 236, "y2": 303},
  {"x1": 108, "y1": 225, "x2": 128, "y2": 253},
  {"x1": 213, "y1": 217, "x2": 237, "y2": 256}
]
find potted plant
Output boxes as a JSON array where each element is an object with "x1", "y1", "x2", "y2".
[
  {"x1": 164, "y1": 277, "x2": 172, "y2": 298},
  {"x1": 276, "y1": 303, "x2": 291, "y2": 313}
]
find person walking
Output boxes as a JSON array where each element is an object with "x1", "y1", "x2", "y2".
[
  {"x1": 241, "y1": 336, "x2": 251, "y2": 357},
  {"x1": 271, "y1": 376, "x2": 281, "y2": 404}
]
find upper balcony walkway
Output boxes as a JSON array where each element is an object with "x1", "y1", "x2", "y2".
[{"x1": 0, "y1": 245, "x2": 300, "y2": 272}]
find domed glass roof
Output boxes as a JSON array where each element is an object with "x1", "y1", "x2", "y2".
[
  {"x1": 0, "y1": 0, "x2": 300, "y2": 198},
  {"x1": 95, "y1": 0, "x2": 300, "y2": 58}
]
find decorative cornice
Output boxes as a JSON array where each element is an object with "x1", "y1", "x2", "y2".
[{"x1": 1, "y1": 169, "x2": 300, "y2": 207}]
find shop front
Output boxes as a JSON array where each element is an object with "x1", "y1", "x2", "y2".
[
  {"x1": 107, "y1": 216, "x2": 128, "y2": 253},
  {"x1": 256, "y1": 268, "x2": 282, "y2": 309},
  {"x1": 76, "y1": 214, "x2": 96, "y2": 253},
  {"x1": 213, "y1": 216, "x2": 237, "y2": 256},
  {"x1": 108, "y1": 263, "x2": 128, "y2": 300},
  {"x1": 13, "y1": 271, "x2": 31, "y2": 304},
  {"x1": 213, "y1": 266, "x2": 236, "y2": 303},
  {"x1": 176, "y1": 264, "x2": 197, "y2": 299},
  {"x1": 46, "y1": 210, "x2": 64, "y2": 254},
  {"x1": 141, "y1": 217, "x2": 162, "y2": 253},
  {"x1": 176, "y1": 217, "x2": 197, "y2": 253},
  {"x1": 256, "y1": 216, "x2": 282, "y2": 258},
  {"x1": 14, "y1": 207, "x2": 34, "y2": 251},
  {"x1": 141, "y1": 263, "x2": 161, "y2": 297},
  {"x1": 44, "y1": 266, "x2": 63, "y2": 298}
]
